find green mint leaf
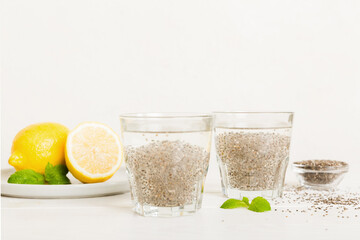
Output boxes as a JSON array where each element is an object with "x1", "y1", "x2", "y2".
[
  {"x1": 8, "y1": 169, "x2": 45, "y2": 184},
  {"x1": 242, "y1": 197, "x2": 250, "y2": 206},
  {"x1": 220, "y1": 198, "x2": 248, "y2": 209},
  {"x1": 248, "y1": 197, "x2": 271, "y2": 212},
  {"x1": 220, "y1": 196, "x2": 271, "y2": 212},
  {"x1": 44, "y1": 163, "x2": 71, "y2": 184}
]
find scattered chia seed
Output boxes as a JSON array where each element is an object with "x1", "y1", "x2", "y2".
[{"x1": 274, "y1": 185, "x2": 360, "y2": 218}]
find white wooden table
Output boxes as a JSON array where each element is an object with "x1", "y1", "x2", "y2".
[{"x1": 2, "y1": 170, "x2": 360, "y2": 240}]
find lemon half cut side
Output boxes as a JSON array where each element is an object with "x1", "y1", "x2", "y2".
[{"x1": 65, "y1": 122, "x2": 123, "y2": 183}]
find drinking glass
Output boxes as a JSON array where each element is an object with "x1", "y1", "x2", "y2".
[
  {"x1": 214, "y1": 112, "x2": 294, "y2": 199},
  {"x1": 119, "y1": 113, "x2": 213, "y2": 217}
]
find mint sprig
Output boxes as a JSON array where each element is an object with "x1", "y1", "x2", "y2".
[
  {"x1": 45, "y1": 163, "x2": 71, "y2": 184},
  {"x1": 242, "y1": 196, "x2": 250, "y2": 206},
  {"x1": 8, "y1": 169, "x2": 45, "y2": 184},
  {"x1": 7, "y1": 163, "x2": 71, "y2": 185},
  {"x1": 248, "y1": 197, "x2": 271, "y2": 212},
  {"x1": 220, "y1": 196, "x2": 271, "y2": 212},
  {"x1": 220, "y1": 198, "x2": 249, "y2": 209}
]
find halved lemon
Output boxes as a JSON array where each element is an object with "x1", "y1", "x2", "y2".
[{"x1": 65, "y1": 122, "x2": 122, "y2": 183}]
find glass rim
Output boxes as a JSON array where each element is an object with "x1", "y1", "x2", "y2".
[
  {"x1": 119, "y1": 112, "x2": 213, "y2": 119},
  {"x1": 213, "y1": 111, "x2": 294, "y2": 115}
]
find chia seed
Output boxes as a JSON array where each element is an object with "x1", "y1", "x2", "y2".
[
  {"x1": 125, "y1": 140, "x2": 209, "y2": 207},
  {"x1": 274, "y1": 185, "x2": 360, "y2": 218},
  {"x1": 293, "y1": 160, "x2": 348, "y2": 187},
  {"x1": 215, "y1": 128, "x2": 291, "y2": 191}
]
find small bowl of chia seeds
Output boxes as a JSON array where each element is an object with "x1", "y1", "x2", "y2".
[{"x1": 292, "y1": 160, "x2": 349, "y2": 190}]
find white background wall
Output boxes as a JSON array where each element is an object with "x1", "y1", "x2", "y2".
[{"x1": 1, "y1": 0, "x2": 360, "y2": 185}]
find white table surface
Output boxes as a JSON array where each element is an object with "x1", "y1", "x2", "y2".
[{"x1": 2, "y1": 170, "x2": 360, "y2": 240}]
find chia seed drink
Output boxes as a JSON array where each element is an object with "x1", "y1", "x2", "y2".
[
  {"x1": 214, "y1": 112, "x2": 293, "y2": 199},
  {"x1": 120, "y1": 113, "x2": 213, "y2": 217}
]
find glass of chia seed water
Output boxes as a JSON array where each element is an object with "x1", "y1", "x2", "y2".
[
  {"x1": 214, "y1": 112, "x2": 294, "y2": 199},
  {"x1": 119, "y1": 113, "x2": 213, "y2": 217}
]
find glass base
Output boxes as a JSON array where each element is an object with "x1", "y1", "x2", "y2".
[
  {"x1": 222, "y1": 187, "x2": 283, "y2": 200},
  {"x1": 301, "y1": 183, "x2": 337, "y2": 191},
  {"x1": 133, "y1": 202, "x2": 199, "y2": 217}
]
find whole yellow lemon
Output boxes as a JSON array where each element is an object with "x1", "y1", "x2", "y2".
[{"x1": 8, "y1": 122, "x2": 69, "y2": 174}]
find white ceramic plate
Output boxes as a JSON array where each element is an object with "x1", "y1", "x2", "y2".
[{"x1": 1, "y1": 168, "x2": 130, "y2": 199}]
